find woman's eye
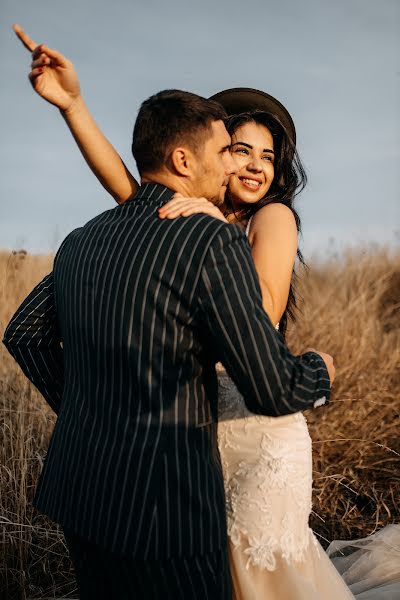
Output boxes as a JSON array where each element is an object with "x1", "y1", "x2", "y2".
[
  {"x1": 262, "y1": 155, "x2": 273, "y2": 162},
  {"x1": 234, "y1": 148, "x2": 249, "y2": 155}
]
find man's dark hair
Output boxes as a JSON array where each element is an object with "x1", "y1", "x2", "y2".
[{"x1": 132, "y1": 89, "x2": 227, "y2": 175}]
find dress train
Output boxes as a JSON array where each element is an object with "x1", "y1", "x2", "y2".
[{"x1": 328, "y1": 525, "x2": 400, "y2": 599}]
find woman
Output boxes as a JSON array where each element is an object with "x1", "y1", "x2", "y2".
[
  {"x1": 13, "y1": 25, "x2": 399, "y2": 600},
  {"x1": 159, "y1": 109, "x2": 356, "y2": 600},
  {"x1": 159, "y1": 109, "x2": 400, "y2": 600}
]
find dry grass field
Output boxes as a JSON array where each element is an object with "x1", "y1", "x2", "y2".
[{"x1": 1, "y1": 247, "x2": 399, "y2": 599}]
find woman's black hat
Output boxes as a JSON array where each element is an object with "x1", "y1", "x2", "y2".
[{"x1": 209, "y1": 87, "x2": 296, "y2": 144}]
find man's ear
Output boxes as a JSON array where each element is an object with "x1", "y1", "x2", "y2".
[{"x1": 170, "y1": 147, "x2": 195, "y2": 177}]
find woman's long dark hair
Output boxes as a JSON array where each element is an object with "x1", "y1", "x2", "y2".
[{"x1": 224, "y1": 110, "x2": 307, "y2": 338}]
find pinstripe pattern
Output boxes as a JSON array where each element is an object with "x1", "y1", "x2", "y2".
[{"x1": 3, "y1": 182, "x2": 331, "y2": 560}]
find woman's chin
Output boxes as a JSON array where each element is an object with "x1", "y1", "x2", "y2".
[
  {"x1": 235, "y1": 193, "x2": 264, "y2": 206},
  {"x1": 230, "y1": 186, "x2": 266, "y2": 207}
]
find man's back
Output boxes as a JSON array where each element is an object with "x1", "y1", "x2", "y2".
[
  {"x1": 4, "y1": 182, "x2": 331, "y2": 560},
  {"x1": 35, "y1": 183, "x2": 229, "y2": 558}
]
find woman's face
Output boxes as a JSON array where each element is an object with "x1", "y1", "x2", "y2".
[{"x1": 228, "y1": 122, "x2": 275, "y2": 208}]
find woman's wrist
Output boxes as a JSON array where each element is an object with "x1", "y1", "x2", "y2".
[{"x1": 60, "y1": 94, "x2": 85, "y2": 118}]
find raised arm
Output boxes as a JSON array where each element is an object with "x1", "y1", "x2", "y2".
[
  {"x1": 198, "y1": 224, "x2": 333, "y2": 416},
  {"x1": 13, "y1": 24, "x2": 138, "y2": 204}
]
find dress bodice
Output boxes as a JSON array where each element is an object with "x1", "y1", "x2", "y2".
[{"x1": 216, "y1": 361, "x2": 301, "y2": 423}]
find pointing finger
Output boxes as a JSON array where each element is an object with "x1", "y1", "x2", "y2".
[{"x1": 13, "y1": 24, "x2": 38, "y2": 53}]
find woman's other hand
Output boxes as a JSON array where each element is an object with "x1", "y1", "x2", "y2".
[
  {"x1": 13, "y1": 24, "x2": 81, "y2": 112},
  {"x1": 158, "y1": 194, "x2": 228, "y2": 222}
]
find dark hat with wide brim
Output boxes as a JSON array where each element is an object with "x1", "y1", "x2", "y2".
[{"x1": 209, "y1": 87, "x2": 296, "y2": 145}]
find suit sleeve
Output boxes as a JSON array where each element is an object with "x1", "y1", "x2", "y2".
[
  {"x1": 2, "y1": 272, "x2": 64, "y2": 414},
  {"x1": 197, "y1": 224, "x2": 331, "y2": 416}
]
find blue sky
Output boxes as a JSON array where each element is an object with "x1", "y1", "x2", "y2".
[{"x1": 0, "y1": 0, "x2": 399, "y2": 257}]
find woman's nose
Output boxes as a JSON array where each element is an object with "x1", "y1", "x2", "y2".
[{"x1": 247, "y1": 158, "x2": 263, "y2": 172}]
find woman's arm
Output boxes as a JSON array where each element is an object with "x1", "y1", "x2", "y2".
[
  {"x1": 60, "y1": 96, "x2": 138, "y2": 203},
  {"x1": 13, "y1": 25, "x2": 138, "y2": 204},
  {"x1": 160, "y1": 197, "x2": 298, "y2": 325},
  {"x1": 158, "y1": 194, "x2": 228, "y2": 222},
  {"x1": 247, "y1": 203, "x2": 298, "y2": 326}
]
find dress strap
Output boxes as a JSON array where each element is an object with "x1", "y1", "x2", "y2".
[{"x1": 245, "y1": 216, "x2": 253, "y2": 237}]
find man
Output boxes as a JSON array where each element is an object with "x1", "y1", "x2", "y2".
[{"x1": 5, "y1": 28, "x2": 334, "y2": 600}]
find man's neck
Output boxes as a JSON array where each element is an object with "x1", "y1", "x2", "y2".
[{"x1": 140, "y1": 171, "x2": 195, "y2": 198}]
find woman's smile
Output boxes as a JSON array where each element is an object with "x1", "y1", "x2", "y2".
[
  {"x1": 228, "y1": 122, "x2": 275, "y2": 207},
  {"x1": 238, "y1": 176, "x2": 263, "y2": 191}
]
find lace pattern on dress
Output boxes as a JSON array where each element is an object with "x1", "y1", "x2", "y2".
[{"x1": 216, "y1": 362, "x2": 318, "y2": 571}]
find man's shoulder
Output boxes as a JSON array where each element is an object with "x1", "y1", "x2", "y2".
[
  {"x1": 172, "y1": 215, "x2": 247, "y2": 258},
  {"x1": 199, "y1": 218, "x2": 246, "y2": 247},
  {"x1": 54, "y1": 209, "x2": 246, "y2": 267},
  {"x1": 55, "y1": 206, "x2": 118, "y2": 252}
]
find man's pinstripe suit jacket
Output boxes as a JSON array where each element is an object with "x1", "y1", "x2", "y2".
[{"x1": 3, "y1": 183, "x2": 331, "y2": 560}]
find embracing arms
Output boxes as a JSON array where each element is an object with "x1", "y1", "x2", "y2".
[
  {"x1": 13, "y1": 25, "x2": 138, "y2": 204},
  {"x1": 198, "y1": 224, "x2": 332, "y2": 415},
  {"x1": 2, "y1": 272, "x2": 64, "y2": 414},
  {"x1": 2, "y1": 223, "x2": 332, "y2": 417},
  {"x1": 159, "y1": 198, "x2": 298, "y2": 326}
]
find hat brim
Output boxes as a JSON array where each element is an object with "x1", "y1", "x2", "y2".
[{"x1": 209, "y1": 87, "x2": 296, "y2": 145}]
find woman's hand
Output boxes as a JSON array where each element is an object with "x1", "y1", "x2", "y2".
[
  {"x1": 158, "y1": 194, "x2": 228, "y2": 222},
  {"x1": 12, "y1": 24, "x2": 138, "y2": 204},
  {"x1": 13, "y1": 24, "x2": 81, "y2": 112}
]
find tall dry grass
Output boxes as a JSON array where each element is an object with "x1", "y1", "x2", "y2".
[
  {"x1": 1, "y1": 247, "x2": 399, "y2": 599},
  {"x1": 287, "y1": 248, "x2": 400, "y2": 546},
  {"x1": 0, "y1": 252, "x2": 75, "y2": 600}
]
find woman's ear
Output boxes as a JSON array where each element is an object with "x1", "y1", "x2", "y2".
[{"x1": 170, "y1": 147, "x2": 194, "y2": 176}]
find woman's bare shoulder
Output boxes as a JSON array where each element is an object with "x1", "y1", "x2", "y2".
[
  {"x1": 249, "y1": 203, "x2": 297, "y2": 243},
  {"x1": 251, "y1": 202, "x2": 295, "y2": 225}
]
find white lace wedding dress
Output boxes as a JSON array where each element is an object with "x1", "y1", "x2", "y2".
[
  {"x1": 215, "y1": 217, "x2": 399, "y2": 599},
  {"x1": 216, "y1": 366, "x2": 400, "y2": 599}
]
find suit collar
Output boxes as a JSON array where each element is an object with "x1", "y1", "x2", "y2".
[{"x1": 126, "y1": 182, "x2": 175, "y2": 207}]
